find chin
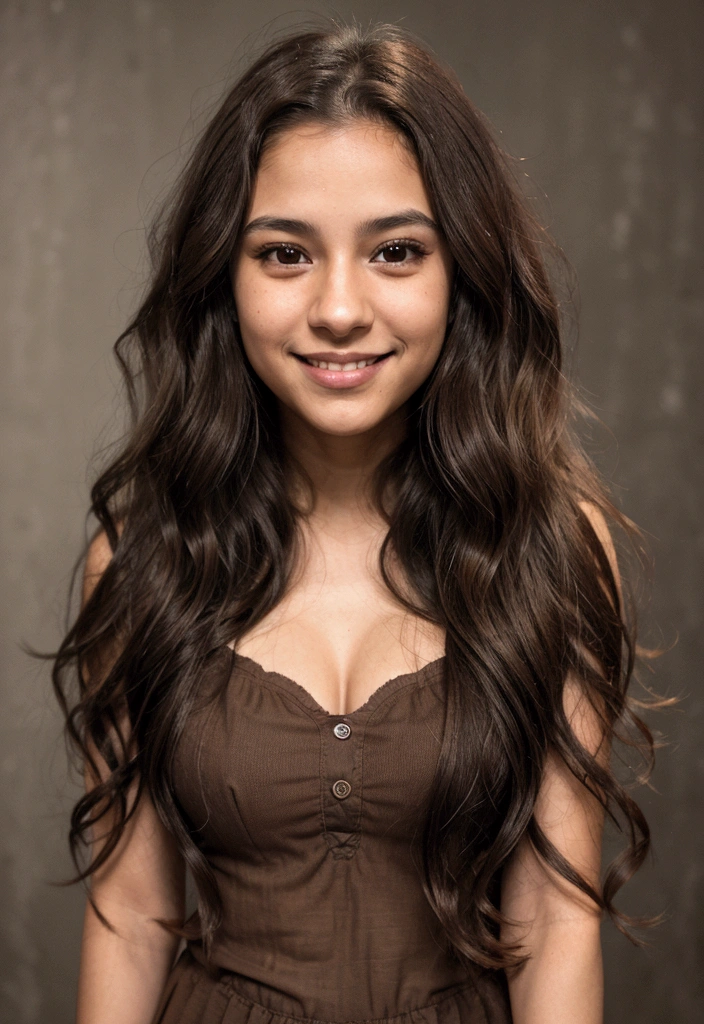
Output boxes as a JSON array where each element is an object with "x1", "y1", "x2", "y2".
[
  {"x1": 300, "y1": 401, "x2": 397, "y2": 435},
  {"x1": 312, "y1": 417, "x2": 387, "y2": 437}
]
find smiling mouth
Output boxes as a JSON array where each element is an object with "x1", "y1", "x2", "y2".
[{"x1": 293, "y1": 352, "x2": 393, "y2": 371}]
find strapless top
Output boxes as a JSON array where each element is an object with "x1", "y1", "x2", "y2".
[{"x1": 161, "y1": 645, "x2": 511, "y2": 1024}]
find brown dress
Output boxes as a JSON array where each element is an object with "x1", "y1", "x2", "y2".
[{"x1": 152, "y1": 646, "x2": 512, "y2": 1024}]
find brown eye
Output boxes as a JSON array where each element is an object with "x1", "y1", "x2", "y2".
[
  {"x1": 275, "y1": 246, "x2": 303, "y2": 264},
  {"x1": 371, "y1": 240, "x2": 427, "y2": 265},
  {"x1": 379, "y1": 244, "x2": 408, "y2": 263}
]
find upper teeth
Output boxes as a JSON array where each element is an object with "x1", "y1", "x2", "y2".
[{"x1": 305, "y1": 357, "x2": 379, "y2": 370}]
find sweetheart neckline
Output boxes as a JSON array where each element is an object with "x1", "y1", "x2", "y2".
[{"x1": 223, "y1": 647, "x2": 447, "y2": 718}]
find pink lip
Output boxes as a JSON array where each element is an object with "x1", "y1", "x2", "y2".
[{"x1": 294, "y1": 353, "x2": 392, "y2": 390}]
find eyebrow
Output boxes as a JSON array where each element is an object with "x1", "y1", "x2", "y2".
[{"x1": 241, "y1": 208, "x2": 440, "y2": 239}]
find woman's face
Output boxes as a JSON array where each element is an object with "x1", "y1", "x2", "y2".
[{"x1": 231, "y1": 120, "x2": 454, "y2": 439}]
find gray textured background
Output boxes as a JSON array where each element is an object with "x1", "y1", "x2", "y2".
[{"x1": 1, "y1": 1, "x2": 701, "y2": 1021}]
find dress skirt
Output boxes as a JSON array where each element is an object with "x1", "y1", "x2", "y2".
[{"x1": 152, "y1": 947, "x2": 511, "y2": 1024}]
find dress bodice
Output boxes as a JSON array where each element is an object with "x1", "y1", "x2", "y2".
[{"x1": 167, "y1": 646, "x2": 511, "y2": 1023}]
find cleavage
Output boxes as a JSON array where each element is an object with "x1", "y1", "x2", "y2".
[{"x1": 232, "y1": 620, "x2": 447, "y2": 717}]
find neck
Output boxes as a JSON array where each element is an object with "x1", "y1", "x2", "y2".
[{"x1": 279, "y1": 403, "x2": 407, "y2": 527}]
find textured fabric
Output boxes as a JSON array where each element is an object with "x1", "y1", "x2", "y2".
[{"x1": 154, "y1": 646, "x2": 512, "y2": 1024}]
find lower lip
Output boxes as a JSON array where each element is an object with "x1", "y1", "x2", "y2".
[{"x1": 295, "y1": 354, "x2": 392, "y2": 389}]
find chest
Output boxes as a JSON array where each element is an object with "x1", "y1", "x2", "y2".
[
  {"x1": 232, "y1": 527, "x2": 446, "y2": 715},
  {"x1": 174, "y1": 650, "x2": 447, "y2": 861}
]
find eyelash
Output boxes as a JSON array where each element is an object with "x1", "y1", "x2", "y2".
[{"x1": 252, "y1": 237, "x2": 429, "y2": 267}]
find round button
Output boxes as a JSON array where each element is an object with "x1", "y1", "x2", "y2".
[
  {"x1": 332, "y1": 779, "x2": 352, "y2": 800},
  {"x1": 333, "y1": 722, "x2": 351, "y2": 740}
]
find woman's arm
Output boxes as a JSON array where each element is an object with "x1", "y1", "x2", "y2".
[
  {"x1": 501, "y1": 506, "x2": 618, "y2": 1024},
  {"x1": 75, "y1": 530, "x2": 186, "y2": 1024},
  {"x1": 76, "y1": 791, "x2": 186, "y2": 1024},
  {"x1": 500, "y1": 678, "x2": 607, "y2": 1024}
]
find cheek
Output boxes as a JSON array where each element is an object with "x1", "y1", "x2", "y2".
[
  {"x1": 238, "y1": 321, "x2": 286, "y2": 397},
  {"x1": 382, "y1": 274, "x2": 450, "y2": 350},
  {"x1": 237, "y1": 281, "x2": 297, "y2": 337},
  {"x1": 234, "y1": 273, "x2": 298, "y2": 379}
]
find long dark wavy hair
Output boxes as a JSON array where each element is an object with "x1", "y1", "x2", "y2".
[{"x1": 53, "y1": 20, "x2": 664, "y2": 970}]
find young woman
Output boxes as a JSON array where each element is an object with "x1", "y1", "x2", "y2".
[{"x1": 54, "y1": 21, "x2": 658, "y2": 1024}]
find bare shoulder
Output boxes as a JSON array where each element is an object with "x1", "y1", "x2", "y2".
[
  {"x1": 578, "y1": 499, "x2": 620, "y2": 589},
  {"x1": 82, "y1": 531, "x2": 115, "y2": 609}
]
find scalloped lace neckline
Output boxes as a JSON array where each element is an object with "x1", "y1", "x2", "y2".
[{"x1": 226, "y1": 648, "x2": 446, "y2": 718}]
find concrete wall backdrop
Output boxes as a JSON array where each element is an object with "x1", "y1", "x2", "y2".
[{"x1": 1, "y1": 1, "x2": 701, "y2": 1020}]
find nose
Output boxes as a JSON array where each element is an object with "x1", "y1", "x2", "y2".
[{"x1": 307, "y1": 255, "x2": 374, "y2": 338}]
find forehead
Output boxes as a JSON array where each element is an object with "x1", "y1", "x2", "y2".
[{"x1": 248, "y1": 120, "x2": 433, "y2": 220}]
